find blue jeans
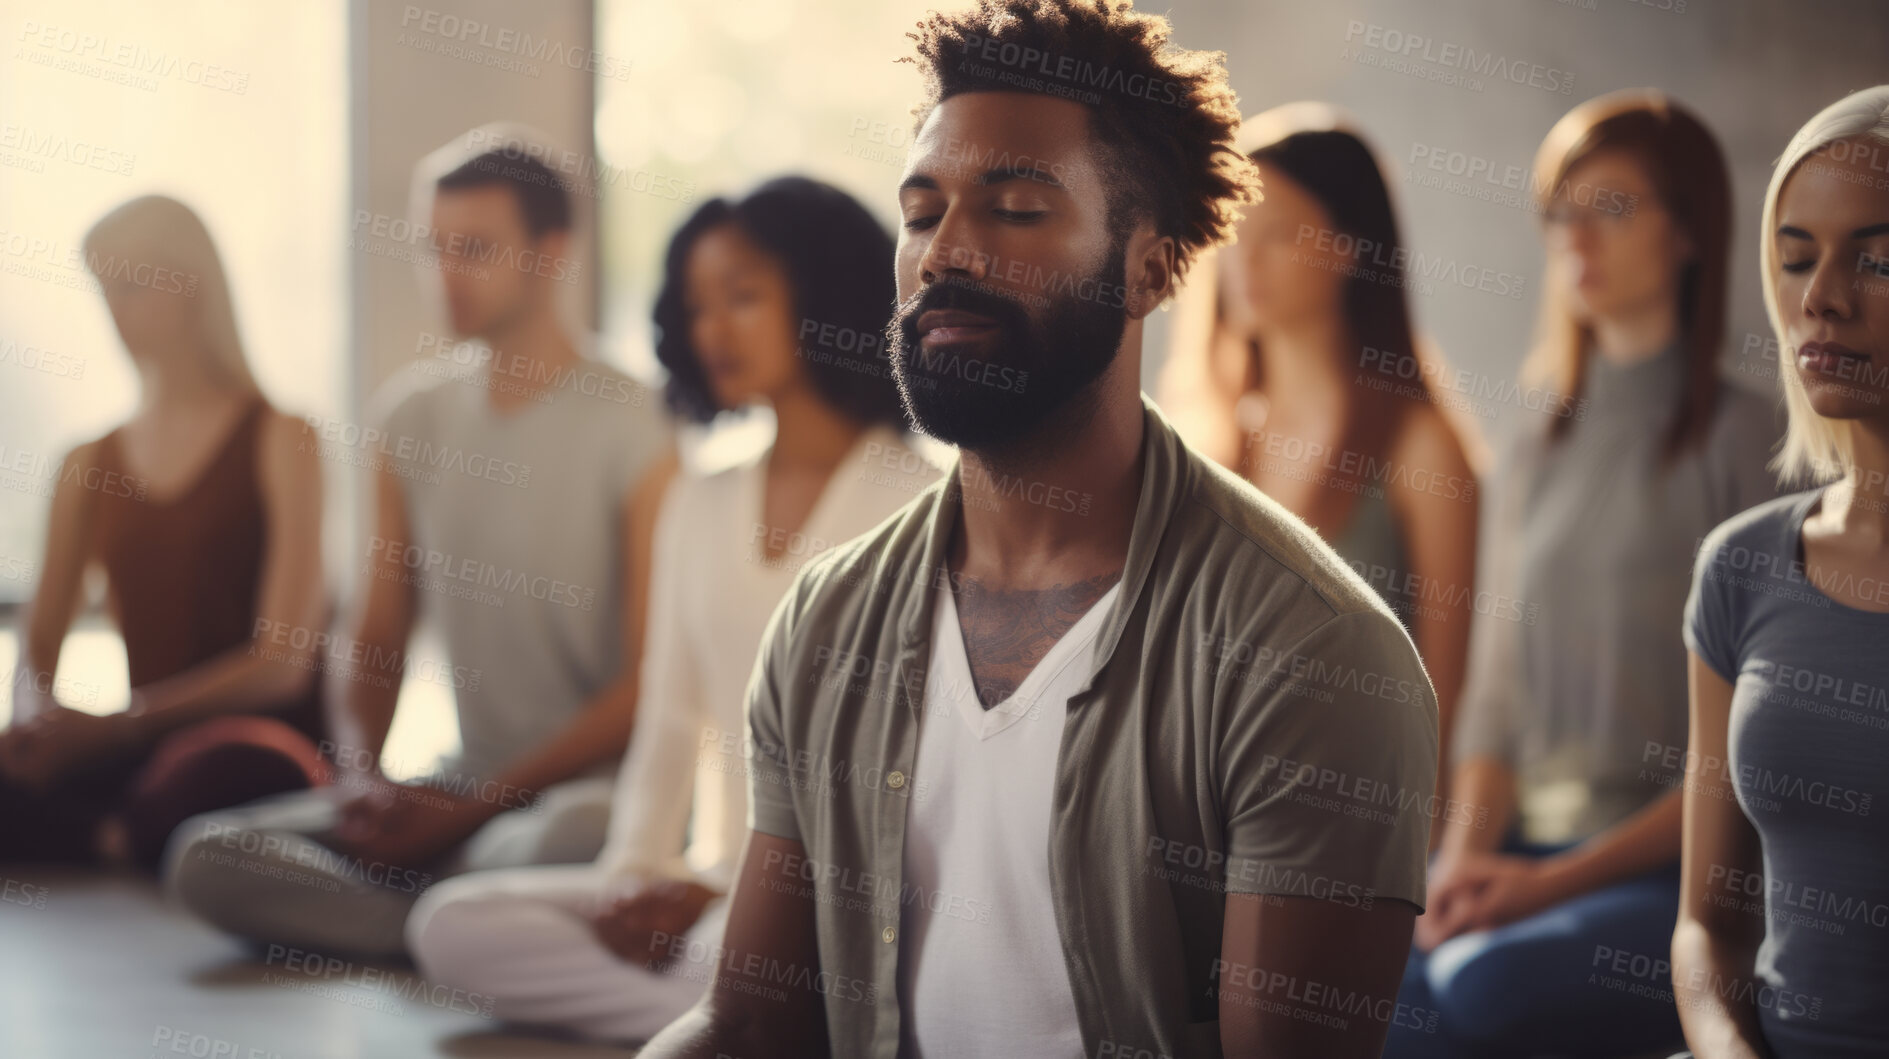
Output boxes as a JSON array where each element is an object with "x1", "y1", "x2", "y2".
[{"x1": 1383, "y1": 840, "x2": 1685, "y2": 1058}]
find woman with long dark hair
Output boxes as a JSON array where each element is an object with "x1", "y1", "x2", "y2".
[
  {"x1": 1390, "y1": 91, "x2": 1781, "y2": 1056},
  {"x1": 404, "y1": 176, "x2": 940, "y2": 1043},
  {"x1": 1160, "y1": 101, "x2": 1480, "y2": 800}
]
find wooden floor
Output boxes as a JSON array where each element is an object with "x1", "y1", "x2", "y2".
[{"x1": 0, "y1": 866, "x2": 637, "y2": 1059}]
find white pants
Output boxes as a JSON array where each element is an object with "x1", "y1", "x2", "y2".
[{"x1": 405, "y1": 863, "x2": 727, "y2": 1042}]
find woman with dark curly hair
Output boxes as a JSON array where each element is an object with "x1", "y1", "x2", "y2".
[{"x1": 404, "y1": 176, "x2": 940, "y2": 1044}]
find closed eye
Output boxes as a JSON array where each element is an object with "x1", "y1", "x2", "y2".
[
  {"x1": 1781, "y1": 259, "x2": 1816, "y2": 273},
  {"x1": 903, "y1": 215, "x2": 940, "y2": 232}
]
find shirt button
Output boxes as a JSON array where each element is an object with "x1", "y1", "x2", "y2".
[
  {"x1": 882, "y1": 926, "x2": 897, "y2": 944},
  {"x1": 887, "y1": 771, "x2": 906, "y2": 790}
]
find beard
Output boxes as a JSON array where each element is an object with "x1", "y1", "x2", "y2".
[{"x1": 886, "y1": 246, "x2": 1130, "y2": 452}]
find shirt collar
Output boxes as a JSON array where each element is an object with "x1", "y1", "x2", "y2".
[{"x1": 895, "y1": 394, "x2": 1192, "y2": 692}]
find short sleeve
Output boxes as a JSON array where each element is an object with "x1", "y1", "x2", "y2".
[
  {"x1": 362, "y1": 370, "x2": 436, "y2": 518},
  {"x1": 1682, "y1": 525, "x2": 1742, "y2": 685},
  {"x1": 1219, "y1": 609, "x2": 1439, "y2": 912},
  {"x1": 610, "y1": 382, "x2": 671, "y2": 500},
  {"x1": 744, "y1": 585, "x2": 804, "y2": 842}
]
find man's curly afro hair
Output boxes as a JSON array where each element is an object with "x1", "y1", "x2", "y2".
[{"x1": 902, "y1": 0, "x2": 1260, "y2": 282}]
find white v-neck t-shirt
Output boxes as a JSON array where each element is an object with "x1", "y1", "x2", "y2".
[{"x1": 896, "y1": 580, "x2": 1122, "y2": 1059}]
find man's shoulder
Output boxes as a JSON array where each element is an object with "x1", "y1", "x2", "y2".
[{"x1": 1173, "y1": 446, "x2": 1400, "y2": 630}]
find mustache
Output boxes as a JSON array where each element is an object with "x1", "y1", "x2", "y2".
[{"x1": 891, "y1": 276, "x2": 1034, "y2": 344}]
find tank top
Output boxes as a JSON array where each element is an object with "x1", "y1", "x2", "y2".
[{"x1": 91, "y1": 397, "x2": 323, "y2": 741}]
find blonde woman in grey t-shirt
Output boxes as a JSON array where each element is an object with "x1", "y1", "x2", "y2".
[{"x1": 1675, "y1": 85, "x2": 1889, "y2": 1059}]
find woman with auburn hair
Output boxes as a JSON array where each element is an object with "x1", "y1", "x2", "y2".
[
  {"x1": 0, "y1": 195, "x2": 329, "y2": 868},
  {"x1": 1389, "y1": 91, "x2": 1781, "y2": 1056},
  {"x1": 1158, "y1": 101, "x2": 1481, "y2": 798},
  {"x1": 1674, "y1": 85, "x2": 1889, "y2": 1058}
]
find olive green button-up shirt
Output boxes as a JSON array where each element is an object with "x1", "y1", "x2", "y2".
[{"x1": 744, "y1": 396, "x2": 1438, "y2": 1058}]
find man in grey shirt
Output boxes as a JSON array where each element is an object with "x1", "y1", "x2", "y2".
[
  {"x1": 165, "y1": 132, "x2": 672, "y2": 957},
  {"x1": 641, "y1": 3, "x2": 1437, "y2": 1056}
]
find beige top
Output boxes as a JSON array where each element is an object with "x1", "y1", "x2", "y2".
[{"x1": 596, "y1": 426, "x2": 941, "y2": 890}]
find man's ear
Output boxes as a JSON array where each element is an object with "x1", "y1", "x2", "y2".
[{"x1": 1125, "y1": 228, "x2": 1177, "y2": 321}]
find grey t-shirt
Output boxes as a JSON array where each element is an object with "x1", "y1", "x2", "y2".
[
  {"x1": 371, "y1": 355, "x2": 669, "y2": 782},
  {"x1": 1454, "y1": 347, "x2": 1782, "y2": 841},
  {"x1": 1684, "y1": 488, "x2": 1889, "y2": 1056}
]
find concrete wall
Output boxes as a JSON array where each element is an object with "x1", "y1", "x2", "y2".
[
  {"x1": 1151, "y1": 0, "x2": 1889, "y2": 441},
  {"x1": 349, "y1": 0, "x2": 598, "y2": 409}
]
